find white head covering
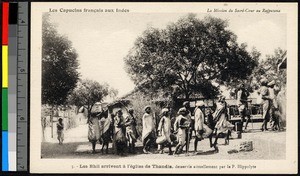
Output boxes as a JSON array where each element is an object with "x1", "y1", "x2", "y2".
[
  {"x1": 195, "y1": 101, "x2": 205, "y2": 107},
  {"x1": 144, "y1": 106, "x2": 151, "y2": 111},
  {"x1": 161, "y1": 108, "x2": 169, "y2": 114},
  {"x1": 178, "y1": 107, "x2": 186, "y2": 114}
]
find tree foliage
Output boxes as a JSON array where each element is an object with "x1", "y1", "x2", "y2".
[
  {"x1": 250, "y1": 48, "x2": 286, "y2": 90},
  {"x1": 124, "y1": 14, "x2": 258, "y2": 99},
  {"x1": 42, "y1": 13, "x2": 80, "y2": 105},
  {"x1": 67, "y1": 79, "x2": 110, "y2": 118}
]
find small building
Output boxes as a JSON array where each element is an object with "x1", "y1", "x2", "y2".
[{"x1": 105, "y1": 99, "x2": 131, "y2": 116}]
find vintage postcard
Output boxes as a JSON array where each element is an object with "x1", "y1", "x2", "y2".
[{"x1": 30, "y1": 2, "x2": 298, "y2": 174}]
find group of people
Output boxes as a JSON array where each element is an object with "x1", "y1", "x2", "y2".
[
  {"x1": 55, "y1": 78, "x2": 283, "y2": 156},
  {"x1": 143, "y1": 97, "x2": 234, "y2": 155},
  {"x1": 87, "y1": 103, "x2": 139, "y2": 155},
  {"x1": 85, "y1": 97, "x2": 234, "y2": 156},
  {"x1": 236, "y1": 79, "x2": 283, "y2": 132},
  {"x1": 258, "y1": 79, "x2": 282, "y2": 131}
]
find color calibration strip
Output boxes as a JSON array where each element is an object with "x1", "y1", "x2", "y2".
[
  {"x1": 2, "y1": 2, "x2": 19, "y2": 171},
  {"x1": 2, "y1": 2, "x2": 9, "y2": 171}
]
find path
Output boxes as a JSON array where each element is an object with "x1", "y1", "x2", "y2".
[{"x1": 42, "y1": 120, "x2": 286, "y2": 160}]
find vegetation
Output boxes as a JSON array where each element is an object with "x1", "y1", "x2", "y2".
[{"x1": 124, "y1": 14, "x2": 258, "y2": 99}]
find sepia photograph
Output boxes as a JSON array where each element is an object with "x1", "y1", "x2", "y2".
[{"x1": 30, "y1": 2, "x2": 297, "y2": 174}]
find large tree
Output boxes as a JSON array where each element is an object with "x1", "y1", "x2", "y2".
[
  {"x1": 124, "y1": 14, "x2": 258, "y2": 99},
  {"x1": 67, "y1": 79, "x2": 111, "y2": 119},
  {"x1": 245, "y1": 48, "x2": 286, "y2": 94},
  {"x1": 42, "y1": 13, "x2": 80, "y2": 106}
]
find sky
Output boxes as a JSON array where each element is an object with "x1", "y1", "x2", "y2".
[{"x1": 49, "y1": 12, "x2": 286, "y2": 100}]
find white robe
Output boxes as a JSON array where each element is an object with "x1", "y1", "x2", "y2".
[
  {"x1": 194, "y1": 107, "x2": 204, "y2": 131},
  {"x1": 157, "y1": 116, "x2": 171, "y2": 143},
  {"x1": 142, "y1": 113, "x2": 155, "y2": 142}
]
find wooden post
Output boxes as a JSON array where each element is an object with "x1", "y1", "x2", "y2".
[{"x1": 51, "y1": 108, "x2": 53, "y2": 138}]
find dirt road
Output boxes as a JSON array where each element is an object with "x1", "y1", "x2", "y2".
[{"x1": 41, "y1": 121, "x2": 285, "y2": 160}]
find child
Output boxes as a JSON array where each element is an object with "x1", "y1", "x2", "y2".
[
  {"x1": 57, "y1": 118, "x2": 64, "y2": 145},
  {"x1": 156, "y1": 108, "x2": 172, "y2": 155}
]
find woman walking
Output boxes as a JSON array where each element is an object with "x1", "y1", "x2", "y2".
[
  {"x1": 88, "y1": 102, "x2": 102, "y2": 153},
  {"x1": 212, "y1": 96, "x2": 234, "y2": 151}
]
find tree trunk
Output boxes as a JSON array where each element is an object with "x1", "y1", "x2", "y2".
[
  {"x1": 41, "y1": 116, "x2": 46, "y2": 142},
  {"x1": 50, "y1": 105, "x2": 54, "y2": 138},
  {"x1": 184, "y1": 91, "x2": 190, "y2": 100}
]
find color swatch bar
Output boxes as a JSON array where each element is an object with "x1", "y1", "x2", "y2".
[{"x1": 2, "y1": 1, "x2": 9, "y2": 171}]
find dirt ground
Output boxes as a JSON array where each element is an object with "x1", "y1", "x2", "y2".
[{"x1": 41, "y1": 120, "x2": 286, "y2": 160}]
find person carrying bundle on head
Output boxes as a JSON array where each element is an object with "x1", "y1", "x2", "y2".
[{"x1": 88, "y1": 102, "x2": 102, "y2": 153}]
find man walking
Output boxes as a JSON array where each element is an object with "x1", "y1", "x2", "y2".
[
  {"x1": 268, "y1": 80, "x2": 281, "y2": 131},
  {"x1": 236, "y1": 83, "x2": 251, "y2": 131},
  {"x1": 183, "y1": 101, "x2": 192, "y2": 154},
  {"x1": 258, "y1": 78, "x2": 271, "y2": 131},
  {"x1": 193, "y1": 101, "x2": 205, "y2": 153}
]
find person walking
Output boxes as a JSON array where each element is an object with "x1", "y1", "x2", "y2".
[
  {"x1": 193, "y1": 102, "x2": 205, "y2": 153},
  {"x1": 125, "y1": 108, "x2": 138, "y2": 153},
  {"x1": 174, "y1": 108, "x2": 190, "y2": 155},
  {"x1": 236, "y1": 83, "x2": 251, "y2": 131},
  {"x1": 268, "y1": 80, "x2": 281, "y2": 131},
  {"x1": 114, "y1": 109, "x2": 127, "y2": 156},
  {"x1": 88, "y1": 102, "x2": 102, "y2": 153},
  {"x1": 212, "y1": 96, "x2": 234, "y2": 150},
  {"x1": 182, "y1": 101, "x2": 192, "y2": 154},
  {"x1": 156, "y1": 108, "x2": 173, "y2": 155},
  {"x1": 142, "y1": 106, "x2": 156, "y2": 154},
  {"x1": 258, "y1": 78, "x2": 271, "y2": 131}
]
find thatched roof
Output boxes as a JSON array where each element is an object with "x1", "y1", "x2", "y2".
[{"x1": 105, "y1": 99, "x2": 131, "y2": 109}]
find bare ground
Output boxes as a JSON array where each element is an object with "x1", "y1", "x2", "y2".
[{"x1": 41, "y1": 122, "x2": 285, "y2": 160}]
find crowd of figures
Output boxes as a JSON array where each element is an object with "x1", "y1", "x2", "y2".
[
  {"x1": 86, "y1": 97, "x2": 234, "y2": 156},
  {"x1": 55, "y1": 78, "x2": 285, "y2": 156}
]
